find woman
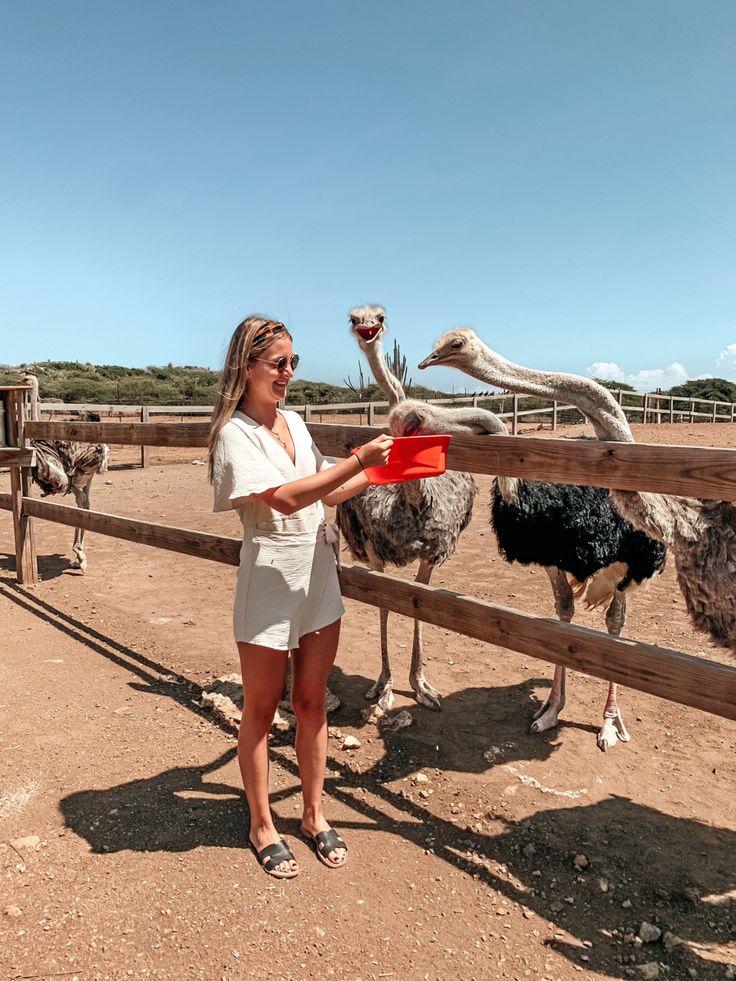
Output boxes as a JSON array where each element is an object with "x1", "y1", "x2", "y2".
[{"x1": 208, "y1": 316, "x2": 393, "y2": 879}]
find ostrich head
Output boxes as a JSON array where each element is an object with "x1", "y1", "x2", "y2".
[
  {"x1": 348, "y1": 305, "x2": 387, "y2": 348},
  {"x1": 417, "y1": 327, "x2": 486, "y2": 372},
  {"x1": 388, "y1": 400, "x2": 507, "y2": 437}
]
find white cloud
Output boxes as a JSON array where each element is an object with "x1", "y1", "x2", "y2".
[
  {"x1": 586, "y1": 340, "x2": 736, "y2": 391},
  {"x1": 716, "y1": 344, "x2": 736, "y2": 379},
  {"x1": 588, "y1": 361, "x2": 625, "y2": 382},
  {"x1": 588, "y1": 360, "x2": 689, "y2": 392}
]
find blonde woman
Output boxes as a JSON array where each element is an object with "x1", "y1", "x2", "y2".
[{"x1": 209, "y1": 316, "x2": 393, "y2": 879}]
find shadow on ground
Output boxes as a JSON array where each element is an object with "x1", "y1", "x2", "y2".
[{"x1": 5, "y1": 579, "x2": 734, "y2": 978}]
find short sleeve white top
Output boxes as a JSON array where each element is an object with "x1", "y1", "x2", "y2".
[{"x1": 213, "y1": 409, "x2": 335, "y2": 532}]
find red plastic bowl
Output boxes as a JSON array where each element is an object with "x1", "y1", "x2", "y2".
[{"x1": 354, "y1": 434, "x2": 452, "y2": 485}]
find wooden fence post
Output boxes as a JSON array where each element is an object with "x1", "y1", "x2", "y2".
[
  {"x1": 552, "y1": 401, "x2": 558, "y2": 431},
  {"x1": 669, "y1": 396, "x2": 674, "y2": 424},
  {"x1": 512, "y1": 394, "x2": 519, "y2": 435},
  {"x1": 690, "y1": 399, "x2": 695, "y2": 423},
  {"x1": 305, "y1": 404, "x2": 313, "y2": 422},
  {"x1": 367, "y1": 403, "x2": 375, "y2": 427},
  {"x1": 643, "y1": 393, "x2": 649, "y2": 424},
  {"x1": 6, "y1": 389, "x2": 38, "y2": 585},
  {"x1": 140, "y1": 405, "x2": 149, "y2": 468},
  {"x1": 713, "y1": 401, "x2": 718, "y2": 423}
]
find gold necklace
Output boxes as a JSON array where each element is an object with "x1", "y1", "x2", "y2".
[{"x1": 263, "y1": 418, "x2": 290, "y2": 452}]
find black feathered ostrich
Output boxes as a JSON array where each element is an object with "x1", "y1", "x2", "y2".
[
  {"x1": 336, "y1": 306, "x2": 506, "y2": 713},
  {"x1": 418, "y1": 338, "x2": 666, "y2": 750},
  {"x1": 23, "y1": 374, "x2": 109, "y2": 573},
  {"x1": 420, "y1": 328, "x2": 736, "y2": 660}
]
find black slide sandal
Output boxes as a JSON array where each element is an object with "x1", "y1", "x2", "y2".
[
  {"x1": 250, "y1": 839, "x2": 299, "y2": 879},
  {"x1": 301, "y1": 827, "x2": 348, "y2": 868}
]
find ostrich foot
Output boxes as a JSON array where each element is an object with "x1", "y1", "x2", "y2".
[
  {"x1": 411, "y1": 675, "x2": 441, "y2": 711},
  {"x1": 596, "y1": 709, "x2": 631, "y2": 752},
  {"x1": 365, "y1": 677, "x2": 395, "y2": 714},
  {"x1": 70, "y1": 548, "x2": 87, "y2": 574},
  {"x1": 324, "y1": 687, "x2": 341, "y2": 714},
  {"x1": 530, "y1": 699, "x2": 564, "y2": 734}
]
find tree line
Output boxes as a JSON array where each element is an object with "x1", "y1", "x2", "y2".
[{"x1": 2, "y1": 359, "x2": 735, "y2": 407}]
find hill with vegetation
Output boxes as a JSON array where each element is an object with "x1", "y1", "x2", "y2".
[{"x1": 0, "y1": 361, "x2": 448, "y2": 405}]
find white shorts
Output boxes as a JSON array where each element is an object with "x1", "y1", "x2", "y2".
[{"x1": 233, "y1": 524, "x2": 345, "y2": 650}]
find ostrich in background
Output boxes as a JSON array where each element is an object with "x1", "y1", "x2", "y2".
[
  {"x1": 22, "y1": 374, "x2": 110, "y2": 573},
  {"x1": 418, "y1": 336, "x2": 667, "y2": 750},
  {"x1": 419, "y1": 328, "x2": 736, "y2": 659},
  {"x1": 337, "y1": 306, "x2": 506, "y2": 713}
]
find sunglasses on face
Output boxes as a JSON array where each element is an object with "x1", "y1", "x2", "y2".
[{"x1": 250, "y1": 354, "x2": 300, "y2": 373}]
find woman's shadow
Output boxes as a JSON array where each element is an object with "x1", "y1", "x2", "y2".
[{"x1": 60, "y1": 748, "x2": 248, "y2": 854}]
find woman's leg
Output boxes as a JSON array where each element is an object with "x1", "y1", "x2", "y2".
[
  {"x1": 236, "y1": 642, "x2": 295, "y2": 874},
  {"x1": 290, "y1": 618, "x2": 346, "y2": 866}
]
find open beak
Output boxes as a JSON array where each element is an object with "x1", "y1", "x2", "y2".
[{"x1": 355, "y1": 325, "x2": 383, "y2": 343}]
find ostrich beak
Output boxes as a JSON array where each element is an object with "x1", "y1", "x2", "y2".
[
  {"x1": 354, "y1": 323, "x2": 384, "y2": 344},
  {"x1": 417, "y1": 350, "x2": 440, "y2": 369}
]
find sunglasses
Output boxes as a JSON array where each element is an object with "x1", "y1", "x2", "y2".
[{"x1": 250, "y1": 354, "x2": 300, "y2": 373}]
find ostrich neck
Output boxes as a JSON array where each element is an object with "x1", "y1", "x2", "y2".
[
  {"x1": 24, "y1": 375, "x2": 40, "y2": 423},
  {"x1": 466, "y1": 347, "x2": 634, "y2": 443},
  {"x1": 362, "y1": 337, "x2": 405, "y2": 408},
  {"x1": 465, "y1": 343, "x2": 702, "y2": 546}
]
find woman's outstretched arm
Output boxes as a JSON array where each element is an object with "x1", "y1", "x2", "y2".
[{"x1": 231, "y1": 434, "x2": 393, "y2": 516}]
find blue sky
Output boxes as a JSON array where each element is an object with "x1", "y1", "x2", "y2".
[{"x1": 1, "y1": 1, "x2": 734, "y2": 393}]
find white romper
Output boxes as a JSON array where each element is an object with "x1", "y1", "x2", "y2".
[{"x1": 212, "y1": 409, "x2": 345, "y2": 650}]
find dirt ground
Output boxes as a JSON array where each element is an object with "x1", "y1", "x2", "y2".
[{"x1": 1, "y1": 421, "x2": 735, "y2": 981}]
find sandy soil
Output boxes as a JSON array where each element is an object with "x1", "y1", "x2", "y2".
[{"x1": 1, "y1": 421, "x2": 735, "y2": 981}]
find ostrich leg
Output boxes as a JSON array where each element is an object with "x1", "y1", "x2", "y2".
[
  {"x1": 70, "y1": 480, "x2": 92, "y2": 573},
  {"x1": 363, "y1": 542, "x2": 395, "y2": 713},
  {"x1": 409, "y1": 558, "x2": 441, "y2": 710},
  {"x1": 531, "y1": 567, "x2": 572, "y2": 733},
  {"x1": 596, "y1": 588, "x2": 631, "y2": 751}
]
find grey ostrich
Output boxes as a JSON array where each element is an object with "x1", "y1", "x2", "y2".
[
  {"x1": 419, "y1": 328, "x2": 736, "y2": 659},
  {"x1": 337, "y1": 306, "x2": 506, "y2": 713},
  {"x1": 22, "y1": 374, "x2": 110, "y2": 573}
]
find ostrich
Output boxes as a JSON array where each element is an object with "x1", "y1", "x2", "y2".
[
  {"x1": 22, "y1": 374, "x2": 110, "y2": 573},
  {"x1": 416, "y1": 343, "x2": 665, "y2": 751},
  {"x1": 418, "y1": 328, "x2": 736, "y2": 661},
  {"x1": 337, "y1": 306, "x2": 506, "y2": 713}
]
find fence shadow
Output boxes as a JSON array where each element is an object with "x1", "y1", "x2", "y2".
[{"x1": 0, "y1": 579, "x2": 231, "y2": 733}]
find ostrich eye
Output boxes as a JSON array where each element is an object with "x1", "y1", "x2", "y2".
[
  {"x1": 377, "y1": 315, "x2": 385, "y2": 323},
  {"x1": 451, "y1": 339, "x2": 463, "y2": 350}
]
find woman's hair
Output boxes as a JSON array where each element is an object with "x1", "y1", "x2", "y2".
[{"x1": 208, "y1": 315, "x2": 293, "y2": 481}]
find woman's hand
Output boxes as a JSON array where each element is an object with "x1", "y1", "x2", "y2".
[{"x1": 356, "y1": 433, "x2": 394, "y2": 469}]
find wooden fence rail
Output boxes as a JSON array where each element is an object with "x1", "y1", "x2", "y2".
[
  {"x1": 3, "y1": 415, "x2": 736, "y2": 726},
  {"x1": 22, "y1": 419, "x2": 736, "y2": 501},
  {"x1": 26, "y1": 390, "x2": 736, "y2": 468}
]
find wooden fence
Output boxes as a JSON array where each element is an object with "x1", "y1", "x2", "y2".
[{"x1": 2, "y1": 407, "x2": 736, "y2": 725}]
